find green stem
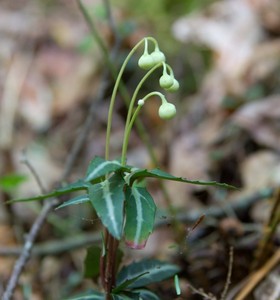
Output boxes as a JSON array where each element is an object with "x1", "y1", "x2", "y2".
[
  {"x1": 124, "y1": 63, "x2": 163, "y2": 134},
  {"x1": 105, "y1": 37, "x2": 158, "y2": 161},
  {"x1": 121, "y1": 92, "x2": 165, "y2": 165}
]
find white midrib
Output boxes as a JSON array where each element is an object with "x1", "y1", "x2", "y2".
[
  {"x1": 87, "y1": 160, "x2": 120, "y2": 180},
  {"x1": 103, "y1": 181, "x2": 118, "y2": 236},
  {"x1": 132, "y1": 189, "x2": 144, "y2": 245}
]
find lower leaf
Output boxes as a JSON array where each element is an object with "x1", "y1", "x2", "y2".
[
  {"x1": 66, "y1": 289, "x2": 104, "y2": 300},
  {"x1": 116, "y1": 259, "x2": 180, "y2": 289}
]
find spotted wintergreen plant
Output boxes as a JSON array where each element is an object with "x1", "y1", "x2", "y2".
[{"x1": 9, "y1": 37, "x2": 234, "y2": 300}]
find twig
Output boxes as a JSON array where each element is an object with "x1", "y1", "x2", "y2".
[
  {"x1": 188, "y1": 282, "x2": 217, "y2": 300},
  {"x1": 251, "y1": 187, "x2": 280, "y2": 271},
  {"x1": 235, "y1": 249, "x2": 280, "y2": 300},
  {"x1": 188, "y1": 247, "x2": 234, "y2": 300},
  {"x1": 220, "y1": 246, "x2": 234, "y2": 300},
  {"x1": 103, "y1": 0, "x2": 118, "y2": 39},
  {"x1": 20, "y1": 150, "x2": 47, "y2": 194},
  {"x1": 2, "y1": 199, "x2": 58, "y2": 300}
]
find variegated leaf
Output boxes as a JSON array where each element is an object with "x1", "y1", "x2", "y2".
[
  {"x1": 8, "y1": 179, "x2": 89, "y2": 204},
  {"x1": 85, "y1": 156, "x2": 130, "y2": 182},
  {"x1": 88, "y1": 173, "x2": 125, "y2": 239},
  {"x1": 124, "y1": 186, "x2": 156, "y2": 249},
  {"x1": 55, "y1": 194, "x2": 90, "y2": 210},
  {"x1": 116, "y1": 259, "x2": 180, "y2": 289},
  {"x1": 127, "y1": 168, "x2": 236, "y2": 189}
]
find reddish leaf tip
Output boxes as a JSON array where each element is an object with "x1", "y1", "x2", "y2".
[{"x1": 125, "y1": 240, "x2": 147, "y2": 249}]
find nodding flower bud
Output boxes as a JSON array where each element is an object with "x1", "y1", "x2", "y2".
[
  {"x1": 158, "y1": 102, "x2": 176, "y2": 120},
  {"x1": 159, "y1": 73, "x2": 174, "y2": 89},
  {"x1": 138, "y1": 38, "x2": 156, "y2": 70},
  {"x1": 138, "y1": 54, "x2": 155, "y2": 70},
  {"x1": 166, "y1": 79, "x2": 180, "y2": 92},
  {"x1": 151, "y1": 47, "x2": 166, "y2": 64}
]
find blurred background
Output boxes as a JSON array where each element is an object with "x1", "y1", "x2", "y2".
[{"x1": 0, "y1": 0, "x2": 280, "y2": 299}]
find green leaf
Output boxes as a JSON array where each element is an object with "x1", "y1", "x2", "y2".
[
  {"x1": 55, "y1": 194, "x2": 90, "y2": 210},
  {"x1": 84, "y1": 246, "x2": 101, "y2": 279},
  {"x1": 56, "y1": 179, "x2": 90, "y2": 193},
  {"x1": 8, "y1": 179, "x2": 89, "y2": 204},
  {"x1": 8, "y1": 190, "x2": 59, "y2": 204},
  {"x1": 128, "y1": 168, "x2": 236, "y2": 189},
  {"x1": 116, "y1": 259, "x2": 180, "y2": 289},
  {"x1": 88, "y1": 173, "x2": 125, "y2": 239},
  {"x1": 0, "y1": 173, "x2": 27, "y2": 192},
  {"x1": 124, "y1": 187, "x2": 156, "y2": 249},
  {"x1": 174, "y1": 274, "x2": 181, "y2": 295},
  {"x1": 112, "y1": 272, "x2": 149, "y2": 293},
  {"x1": 66, "y1": 289, "x2": 104, "y2": 300},
  {"x1": 112, "y1": 294, "x2": 138, "y2": 300},
  {"x1": 85, "y1": 156, "x2": 130, "y2": 182},
  {"x1": 133, "y1": 289, "x2": 160, "y2": 300}
]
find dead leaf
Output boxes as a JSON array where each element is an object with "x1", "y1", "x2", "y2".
[
  {"x1": 240, "y1": 150, "x2": 280, "y2": 193},
  {"x1": 232, "y1": 95, "x2": 280, "y2": 151}
]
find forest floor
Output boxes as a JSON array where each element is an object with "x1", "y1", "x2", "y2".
[{"x1": 0, "y1": 0, "x2": 280, "y2": 299}]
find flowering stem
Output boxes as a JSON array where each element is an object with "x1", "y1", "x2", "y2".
[
  {"x1": 105, "y1": 37, "x2": 157, "y2": 161},
  {"x1": 122, "y1": 63, "x2": 163, "y2": 146},
  {"x1": 121, "y1": 92, "x2": 166, "y2": 165}
]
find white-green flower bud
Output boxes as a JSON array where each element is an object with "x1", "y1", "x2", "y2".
[
  {"x1": 166, "y1": 79, "x2": 180, "y2": 92},
  {"x1": 151, "y1": 49, "x2": 166, "y2": 64},
  {"x1": 138, "y1": 54, "x2": 155, "y2": 70},
  {"x1": 159, "y1": 73, "x2": 174, "y2": 89},
  {"x1": 138, "y1": 99, "x2": 145, "y2": 106},
  {"x1": 158, "y1": 102, "x2": 176, "y2": 120}
]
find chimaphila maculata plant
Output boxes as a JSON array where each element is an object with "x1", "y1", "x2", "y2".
[{"x1": 10, "y1": 37, "x2": 233, "y2": 300}]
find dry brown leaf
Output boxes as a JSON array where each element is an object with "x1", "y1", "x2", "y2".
[
  {"x1": 232, "y1": 96, "x2": 280, "y2": 151},
  {"x1": 172, "y1": 0, "x2": 263, "y2": 77},
  {"x1": 246, "y1": 39, "x2": 280, "y2": 84},
  {"x1": 240, "y1": 150, "x2": 280, "y2": 193},
  {"x1": 249, "y1": 0, "x2": 280, "y2": 33},
  {"x1": 36, "y1": 47, "x2": 100, "y2": 116}
]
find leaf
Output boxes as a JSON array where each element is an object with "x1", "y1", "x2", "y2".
[
  {"x1": 7, "y1": 190, "x2": 59, "y2": 204},
  {"x1": 88, "y1": 173, "x2": 125, "y2": 239},
  {"x1": 84, "y1": 246, "x2": 101, "y2": 279},
  {"x1": 112, "y1": 294, "x2": 139, "y2": 300},
  {"x1": 124, "y1": 187, "x2": 156, "y2": 249},
  {"x1": 8, "y1": 179, "x2": 89, "y2": 204},
  {"x1": 0, "y1": 173, "x2": 28, "y2": 193},
  {"x1": 174, "y1": 274, "x2": 181, "y2": 295},
  {"x1": 66, "y1": 289, "x2": 104, "y2": 300},
  {"x1": 85, "y1": 156, "x2": 130, "y2": 182},
  {"x1": 112, "y1": 272, "x2": 149, "y2": 293},
  {"x1": 56, "y1": 179, "x2": 90, "y2": 193},
  {"x1": 55, "y1": 194, "x2": 90, "y2": 210},
  {"x1": 116, "y1": 259, "x2": 180, "y2": 289},
  {"x1": 127, "y1": 168, "x2": 236, "y2": 189},
  {"x1": 133, "y1": 289, "x2": 160, "y2": 300}
]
